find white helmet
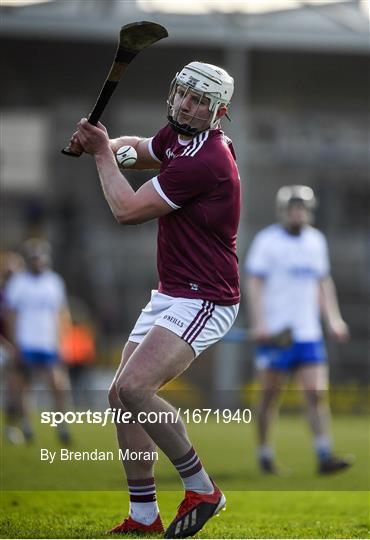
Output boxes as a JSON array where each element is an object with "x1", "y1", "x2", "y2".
[
  {"x1": 276, "y1": 185, "x2": 317, "y2": 211},
  {"x1": 167, "y1": 61, "x2": 234, "y2": 136}
]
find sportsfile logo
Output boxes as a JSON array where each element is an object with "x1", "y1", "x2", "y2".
[{"x1": 40, "y1": 409, "x2": 181, "y2": 427}]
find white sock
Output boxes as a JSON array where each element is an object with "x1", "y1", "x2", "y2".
[
  {"x1": 130, "y1": 501, "x2": 159, "y2": 525},
  {"x1": 172, "y1": 446, "x2": 214, "y2": 494},
  {"x1": 314, "y1": 435, "x2": 332, "y2": 460},
  {"x1": 127, "y1": 477, "x2": 159, "y2": 525},
  {"x1": 258, "y1": 445, "x2": 274, "y2": 460}
]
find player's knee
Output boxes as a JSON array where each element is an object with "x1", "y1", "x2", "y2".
[
  {"x1": 116, "y1": 378, "x2": 147, "y2": 410},
  {"x1": 108, "y1": 384, "x2": 121, "y2": 409},
  {"x1": 305, "y1": 388, "x2": 326, "y2": 407},
  {"x1": 260, "y1": 388, "x2": 279, "y2": 409}
]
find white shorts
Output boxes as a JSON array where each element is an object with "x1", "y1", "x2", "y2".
[{"x1": 129, "y1": 290, "x2": 239, "y2": 357}]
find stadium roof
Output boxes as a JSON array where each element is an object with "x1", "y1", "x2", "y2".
[{"x1": 1, "y1": 0, "x2": 369, "y2": 52}]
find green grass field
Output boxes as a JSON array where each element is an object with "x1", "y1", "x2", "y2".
[
  {"x1": 1, "y1": 414, "x2": 369, "y2": 538},
  {"x1": 1, "y1": 490, "x2": 368, "y2": 539}
]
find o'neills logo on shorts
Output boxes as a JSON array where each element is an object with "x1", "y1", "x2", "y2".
[{"x1": 163, "y1": 315, "x2": 184, "y2": 328}]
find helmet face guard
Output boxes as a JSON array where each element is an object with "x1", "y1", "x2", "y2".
[
  {"x1": 167, "y1": 81, "x2": 215, "y2": 137},
  {"x1": 167, "y1": 61, "x2": 234, "y2": 136}
]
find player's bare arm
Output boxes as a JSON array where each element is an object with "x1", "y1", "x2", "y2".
[
  {"x1": 4, "y1": 307, "x2": 22, "y2": 365},
  {"x1": 4, "y1": 307, "x2": 17, "y2": 349},
  {"x1": 70, "y1": 127, "x2": 158, "y2": 170},
  {"x1": 58, "y1": 305, "x2": 72, "y2": 346},
  {"x1": 319, "y1": 276, "x2": 349, "y2": 341},
  {"x1": 76, "y1": 119, "x2": 172, "y2": 225},
  {"x1": 245, "y1": 275, "x2": 270, "y2": 341},
  {"x1": 109, "y1": 136, "x2": 159, "y2": 170}
]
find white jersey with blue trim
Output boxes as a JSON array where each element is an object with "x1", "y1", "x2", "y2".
[
  {"x1": 4, "y1": 270, "x2": 66, "y2": 353},
  {"x1": 245, "y1": 224, "x2": 330, "y2": 341}
]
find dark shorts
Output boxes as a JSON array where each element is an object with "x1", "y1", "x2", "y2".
[
  {"x1": 20, "y1": 349, "x2": 59, "y2": 367},
  {"x1": 255, "y1": 340, "x2": 326, "y2": 371}
]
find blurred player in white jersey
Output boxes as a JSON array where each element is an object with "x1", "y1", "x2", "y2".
[
  {"x1": 4, "y1": 238, "x2": 71, "y2": 443},
  {"x1": 245, "y1": 186, "x2": 352, "y2": 475},
  {"x1": 72, "y1": 61, "x2": 240, "y2": 538},
  {"x1": 1, "y1": 251, "x2": 25, "y2": 443}
]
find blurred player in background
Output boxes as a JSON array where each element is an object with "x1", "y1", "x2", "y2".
[
  {"x1": 3, "y1": 238, "x2": 72, "y2": 443},
  {"x1": 244, "y1": 185, "x2": 351, "y2": 475},
  {"x1": 73, "y1": 61, "x2": 240, "y2": 538},
  {"x1": 61, "y1": 298, "x2": 96, "y2": 409},
  {"x1": 1, "y1": 251, "x2": 25, "y2": 443}
]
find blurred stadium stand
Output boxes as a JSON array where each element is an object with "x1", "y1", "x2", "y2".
[{"x1": 1, "y1": 0, "x2": 369, "y2": 390}]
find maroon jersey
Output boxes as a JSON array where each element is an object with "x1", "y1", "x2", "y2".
[{"x1": 149, "y1": 124, "x2": 240, "y2": 305}]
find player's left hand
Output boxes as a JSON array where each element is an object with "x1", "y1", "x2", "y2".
[
  {"x1": 328, "y1": 318, "x2": 350, "y2": 342},
  {"x1": 75, "y1": 118, "x2": 110, "y2": 155}
]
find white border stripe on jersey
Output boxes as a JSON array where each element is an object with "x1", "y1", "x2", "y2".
[
  {"x1": 183, "y1": 133, "x2": 204, "y2": 157},
  {"x1": 147, "y1": 138, "x2": 162, "y2": 163},
  {"x1": 189, "y1": 131, "x2": 209, "y2": 157},
  {"x1": 180, "y1": 131, "x2": 209, "y2": 158},
  {"x1": 151, "y1": 176, "x2": 181, "y2": 210},
  {"x1": 180, "y1": 133, "x2": 200, "y2": 157}
]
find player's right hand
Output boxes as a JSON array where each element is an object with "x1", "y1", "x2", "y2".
[
  {"x1": 69, "y1": 131, "x2": 79, "y2": 145},
  {"x1": 76, "y1": 118, "x2": 110, "y2": 155},
  {"x1": 95, "y1": 121, "x2": 108, "y2": 136},
  {"x1": 328, "y1": 318, "x2": 350, "y2": 342}
]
